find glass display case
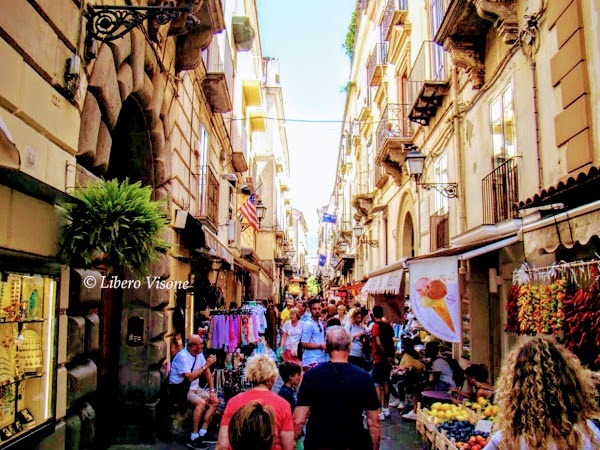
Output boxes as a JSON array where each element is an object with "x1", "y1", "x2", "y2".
[{"x1": 0, "y1": 273, "x2": 57, "y2": 447}]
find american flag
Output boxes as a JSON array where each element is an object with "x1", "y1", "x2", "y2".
[{"x1": 240, "y1": 194, "x2": 259, "y2": 232}]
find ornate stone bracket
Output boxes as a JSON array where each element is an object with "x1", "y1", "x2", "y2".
[
  {"x1": 471, "y1": 0, "x2": 519, "y2": 44},
  {"x1": 352, "y1": 193, "x2": 375, "y2": 218},
  {"x1": 444, "y1": 38, "x2": 486, "y2": 89},
  {"x1": 382, "y1": 160, "x2": 404, "y2": 185}
]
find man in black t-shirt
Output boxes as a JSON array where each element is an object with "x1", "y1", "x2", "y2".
[{"x1": 293, "y1": 326, "x2": 381, "y2": 450}]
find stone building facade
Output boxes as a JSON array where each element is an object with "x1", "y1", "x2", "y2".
[
  {"x1": 0, "y1": 0, "x2": 297, "y2": 449},
  {"x1": 326, "y1": 0, "x2": 600, "y2": 380}
]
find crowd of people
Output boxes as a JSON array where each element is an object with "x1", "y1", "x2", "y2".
[{"x1": 166, "y1": 295, "x2": 600, "y2": 450}]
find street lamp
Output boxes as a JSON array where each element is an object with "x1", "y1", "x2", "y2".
[
  {"x1": 405, "y1": 145, "x2": 459, "y2": 198},
  {"x1": 353, "y1": 222, "x2": 364, "y2": 238},
  {"x1": 256, "y1": 200, "x2": 267, "y2": 221}
]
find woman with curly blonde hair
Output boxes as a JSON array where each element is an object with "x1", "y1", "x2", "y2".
[{"x1": 484, "y1": 337, "x2": 600, "y2": 449}]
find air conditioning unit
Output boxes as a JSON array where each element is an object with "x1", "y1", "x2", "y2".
[{"x1": 228, "y1": 218, "x2": 240, "y2": 247}]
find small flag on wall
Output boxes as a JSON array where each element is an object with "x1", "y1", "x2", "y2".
[
  {"x1": 322, "y1": 213, "x2": 337, "y2": 224},
  {"x1": 240, "y1": 194, "x2": 259, "y2": 232},
  {"x1": 318, "y1": 254, "x2": 327, "y2": 267}
]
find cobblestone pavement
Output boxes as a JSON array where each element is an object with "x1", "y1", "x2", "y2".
[{"x1": 107, "y1": 407, "x2": 423, "y2": 450}]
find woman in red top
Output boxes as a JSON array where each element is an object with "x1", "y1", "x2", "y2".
[{"x1": 216, "y1": 354, "x2": 295, "y2": 450}]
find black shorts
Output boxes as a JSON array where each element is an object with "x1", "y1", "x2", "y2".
[{"x1": 371, "y1": 361, "x2": 391, "y2": 386}]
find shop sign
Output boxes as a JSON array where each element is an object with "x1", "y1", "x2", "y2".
[
  {"x1": 409, "y1": 256, "x2": 461, "y2": 342},
  {"x1": 126, "y1": 316, "x2": 144, "y2": 346}
]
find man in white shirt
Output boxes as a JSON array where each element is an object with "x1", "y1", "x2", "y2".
[{"x1": 169, "y1": 334, "x2": 218, "y2": 449}]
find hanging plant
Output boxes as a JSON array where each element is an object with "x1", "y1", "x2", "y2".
[{"x1": 60, "y1": 178, "x2": 170, "y2": 275}]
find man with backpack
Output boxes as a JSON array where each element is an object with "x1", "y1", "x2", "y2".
[{"x1": 370, "y1": 306, "x2": 396, "y2": 420}]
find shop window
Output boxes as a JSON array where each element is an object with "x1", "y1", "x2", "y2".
[
  {"x1": 0, "y1": 273, "x2": 57, "y2": 445},
  {"x1": 490, "y1": 84, "x2": 516, "y2": 166}
]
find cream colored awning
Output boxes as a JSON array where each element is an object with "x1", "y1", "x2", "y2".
[
  {"x1": 362, "y1": 269, "x2": 405, "y2": 295},
  {"x1": 522, "y1": 200, "x2": 600, "y2": 259}
]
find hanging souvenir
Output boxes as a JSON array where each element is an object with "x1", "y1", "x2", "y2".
[
  {"x1": 0, "y1": 325, "x2": 16, "y2": 383},
  {"x1": 1, "y1": 275, "x2": 21, "y2": 322}
]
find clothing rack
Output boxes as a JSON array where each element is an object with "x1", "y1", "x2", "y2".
[{"x1": 209, "y1": 308, "x2": 253, "y2": 316}]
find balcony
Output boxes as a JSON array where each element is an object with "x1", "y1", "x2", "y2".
[
  {"x1": 430, "y1": 209, "x2": 449, "y2": 250},
  {"x1": 196, "y1": 165, "x2": 220, "y2": 230},
  {"x1": 367, "y1": 43, "x2": 388, "y2": 87},
  {"x1": 232, "y1": 15, "x2": 255, "y2": 51},
  {"x1": 248, "y1": 108, "x2": 266, "y2": 132},
  {"x1": 434, "y1": 0, "x2": 518, "y2": 89},
  {"x1": 381, "y1": 0, "x2": 408, "y2": 41},
  {"x1": 482, "y1": 158, "x2": 519, "y2": 225},
  {"x1": 201, "y1": 34, "x2": 233, "y2": 114},
  {"x1": 230, "y1": 120, "x2": 248, "y2": 173},
  {"x1": 408, "y1": 41, "x2": 450, "y2": 126},
  {"x1": 376, "y1": 104, "x2": 413, "y2": 162},
  {"x1": 241, "y1": 55, "x2": 264, "y2": 107}
]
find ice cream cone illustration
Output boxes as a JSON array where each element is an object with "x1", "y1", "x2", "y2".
[
  {"x1": 431, "y1": 298, "x2": 455, "y2": 332},
  {"x1": 417, "y1": 279, "x2": 455, "y2": 332}
]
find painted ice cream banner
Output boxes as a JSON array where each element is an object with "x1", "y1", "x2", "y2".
[{"x1": 409, "y1": 256, "x2": 461, "y2": 342}]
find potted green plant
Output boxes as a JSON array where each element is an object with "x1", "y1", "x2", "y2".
[{"x1": 60, "y1": 178, "x2": 170, "y2": 276}]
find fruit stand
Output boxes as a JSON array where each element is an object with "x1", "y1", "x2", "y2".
[{"x1": 416, "y1": 397, "x2": 497, "y2": 450}]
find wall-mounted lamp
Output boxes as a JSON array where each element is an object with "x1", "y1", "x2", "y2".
[
  {"x1": 256, "y1": 200, "x2": 267, "y2": 222},
  {"x1": 340, "y1": 241, "x2": 349, "y2": 252},
  {"x1": 287, "y1": 249, "x2": 296, "y2": 258},
  {"x1": 353, "y1": 222, "x2": 378, "y2": 247},
  {"x1": 405, "y1": 145, "x2": 459, "y2": 198}
]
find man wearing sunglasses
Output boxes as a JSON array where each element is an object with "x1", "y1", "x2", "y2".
[{"x1": 300, "y1": 298, "x2": 328, "y2": 371}]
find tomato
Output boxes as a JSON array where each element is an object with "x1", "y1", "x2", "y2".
[
  {"x1": 476, "y1": 435, "x2": 487, "y2": 444},
  {"x1": 468, "y1": 436, "x2": 478, "y2": 444},
  {"x1": 471, "y1": 445, "x2": 482, "y2": 450}
]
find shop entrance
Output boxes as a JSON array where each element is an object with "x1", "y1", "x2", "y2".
[{"x1": 96, "y1": 95, "x2": 153, "y2": 446}]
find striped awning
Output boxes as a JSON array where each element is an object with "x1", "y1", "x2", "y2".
[{"x1": 362, "y1": 269, "x2": 405, "y2": 295}]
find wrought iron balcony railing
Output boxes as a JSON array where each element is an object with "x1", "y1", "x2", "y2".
[
  {"x1": 376, "y1": 103, "x2": 413, "y2": 158},
  {"x1": 381, "y1": 0, "x2": 408, "y2": 41},
  {"x1": 367, "y1": 42, "x2": 388, "y2": 86},
  {"x1": 482, "y1": 158, "x2": 519, "y2": 225}
]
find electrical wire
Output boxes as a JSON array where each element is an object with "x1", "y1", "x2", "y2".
[{"x1": 224, "y1": 116, "x2": 393, "y2": 125}]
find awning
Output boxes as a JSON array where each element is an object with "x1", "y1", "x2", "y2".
[
  {"x1": 362, "y1": 269, "x2": 405, "y2": 295},
  {"x1": 234, "y1": 256, "x2": 259, "y2": 274},
  {"x1": 522, "y1": 199, "x2": 600, "y2": 257},
  {"x1": 409, "y1": 234, "x2": 520, "y2": 262},
  {"x1": 517, "y1": 166, "x2": 600, "y2": 210},
  {"x1": 202, "y1": 225, "x2": 234, "y2": 266}
]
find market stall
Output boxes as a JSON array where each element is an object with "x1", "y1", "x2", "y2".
[{"x1": 505, "y1": 260, "x2": 600, "y2": 369}]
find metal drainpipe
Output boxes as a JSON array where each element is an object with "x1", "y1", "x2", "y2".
[
  {"x1": 531, "y1": 62, "x2": 543, "y2": 191},
  {"x1": 451, "y1": 68, "x2": 467, "y2": 234}
]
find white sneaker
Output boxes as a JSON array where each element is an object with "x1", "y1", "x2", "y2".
[
  {"x1": 382, "y1": 407, "x2": 391, "y2": 418},
  {"x1": 397, "y1": 401, "x2": 406, "y2": 410},
  {"x1": 402, "y1": 410, "x2": 418, "y2": 420},
  {"x1": 388, "y1": 398, "x2": 400, "y2": 407}
]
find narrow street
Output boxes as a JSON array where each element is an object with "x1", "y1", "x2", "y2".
[{"x1": 2, "y1": 0, "x2": 600, "y2": 449}]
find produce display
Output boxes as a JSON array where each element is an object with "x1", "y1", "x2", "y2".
[
  {"x1": 427, "y1": 402, "x2": 473, "y2": 423},
  {"x1": 562, "y1": 281, "x2": 600, "y2": 368},
  {"x1": 504, "y1": 278, "x2": 566, "y2": 335},
  {"x1": 418, "y1": 397, "x2": 498, "y2": 450}
]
